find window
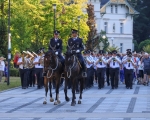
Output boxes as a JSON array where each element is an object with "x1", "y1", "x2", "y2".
[
  {"x1": 113, "y1": 23, "x2": 115, "y2": 33},
  {"x1": 104, "y1": 22, "x2": 108, "y2": 33},
  {"x1": 115, "y1": 5, "x2": 118, "y2": 13},
  {"x1": 120, "y1": 23, "x2": 123, "y2": 34},
  {"x1": 111, "y1": 5, "x2": 113, "y2": 13},
  {"x1": 120, "y1": 43, "x2": 123, "y2": 53}
]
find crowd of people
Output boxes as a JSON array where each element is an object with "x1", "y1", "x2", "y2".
[
  {"x1": 14, "y1": 29, "x2": 150, "y2": 91},
  {"x1": 1, "y1": 29, "x2": 150, "y2": 92}
]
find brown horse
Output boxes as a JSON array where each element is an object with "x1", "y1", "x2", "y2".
[
  {"x1": 43, "y1": 50, "x2": 63, "y2": 105},
  {"x1": 64, "y1": 51, "x2": 85, "y2": 106}
]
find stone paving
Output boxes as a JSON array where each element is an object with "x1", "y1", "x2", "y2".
[{"x1": 0, "y1": 83, "x2": 150, "y2": 120}]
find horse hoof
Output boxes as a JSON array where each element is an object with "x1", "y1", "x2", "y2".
[
  {"x1": 65, "y1": 97, "x2": 70, "y2": 102},
  {"x1": 57, "y1": 100, "x2": 61, "y2": 104},
  {"x1": 43, "y1": 101, "x2": 47, "y2": 104},
  {"x1": 71, "y1": 102, "x2": 76, "y2": 106},
  {"x1": 50, "y1": 98, "x2": 54, "y2": 102},
  {"x1": 78, "y1": 100, "x2": 81, "y2": 104},
  {"x1": 54, "y1": 102, "x2": 58, "y2": 105}
]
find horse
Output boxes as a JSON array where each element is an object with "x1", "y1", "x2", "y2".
[
  {"x1": 64, "y1": 51, "x2": 85, "y2": 106},
  {"x1": 43, "y1": 50, "x2": 63, "y2": 105}
]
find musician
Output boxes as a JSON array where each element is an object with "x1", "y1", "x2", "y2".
[
  {"x1": 107, "y1": 50, "x2": 121, "y2": 89},
  {"x1": 106, "y1": 52, "x2": 112, "y2": 86},
  {"x1": 67, "y1": 29, "x2": 86, "y2": 77},
  {"x1": 85, "y1": 50, "x2": 94, "y2": 89},
  {"x1": 33, "y1": 50, "x2": 44, "y2": 89},
  {"x1": 95, "y1": 50, "x2": 107, "y2": 89},
  {"x1": 122, "y1": 51, "x2": 136, "y2": 89},
  {"x1": 17, "y1": 52, "x2": 28, "y2": 89},
  {"x1": 48, "y1": 30, "x2": 64, "y2": 69}
]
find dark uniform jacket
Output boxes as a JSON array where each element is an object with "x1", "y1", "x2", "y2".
[
  {"x1": 67, "y1": 37, "x2": 84, "y2": 54},
  {"x1": 48, "y1": 38, "x2": 62, "y2": 54}
]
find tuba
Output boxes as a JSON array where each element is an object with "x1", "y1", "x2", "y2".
[{"x1": 26, "y1": 51, "x2": 35, "y2": 69}]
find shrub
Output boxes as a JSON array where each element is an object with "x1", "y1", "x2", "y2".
[{"x1": 10, "y1": 68, "x2": 19, "y2": 77}]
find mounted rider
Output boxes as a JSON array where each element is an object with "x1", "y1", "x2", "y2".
[
  {"x1": 67, "y1": 29, "x2": 87, "y2": 77},
  {"x1": 48, "y1": 30, "x2": 65, "y2": 68}
]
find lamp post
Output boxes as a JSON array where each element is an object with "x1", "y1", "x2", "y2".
[
  {"x1": 53, "y1": 4, "x2": 56, "y2": 32},
  {"x1": 77, "y1": 16, "x2": 80, "y2": 37},
  {"x1": 102, "y1": 35, "x2": 106, "y2": 39},
  {"x1": 111, "y1": 37, "x2": 114, "y2": 47},
  {"x1": 7, "y1": 0, "x2": 11, "y2": 85}
]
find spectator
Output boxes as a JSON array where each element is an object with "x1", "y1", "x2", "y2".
[
  {"x1": 13, "y1": 52, "x2": 19, "y2": 68},
  {"x1": 0, "y1": 56, "x2": 6, "y2": 82},
  {"x1": 4, "y1": 61, "x2": 8, "y2": 82}
]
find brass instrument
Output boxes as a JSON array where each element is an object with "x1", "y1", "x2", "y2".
[{"x1": 26, "y1": 51, "x2": 35, "y2": 68}]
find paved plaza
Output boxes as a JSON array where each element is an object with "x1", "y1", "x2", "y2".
[{"x1": 0, "y1": 83, "x2": 150, "y2": 120}]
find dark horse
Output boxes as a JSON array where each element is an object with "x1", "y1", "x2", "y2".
[
  {"x1": 64, "y1": 51, "x2": 85, "y2": 106},
  {"x1": 43, "y1": 50, "x2": 63, "y2": 105}
]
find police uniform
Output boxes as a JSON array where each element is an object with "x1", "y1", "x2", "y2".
[
  {"x1": 95, "y1": 50, "x2": 107, "y2": 89},
  {"x1": 67, "y1": 29, "x2": 86, "y2": 75},
  {"x1": 122, "y1": 51, "x2": 136, "y2": 89},
  {"x1": 107, "y1": 50, "x2": 121, "y2": 89},
  {"x1": 49, "y1": 30, "x2": 64, "y2": 66}
]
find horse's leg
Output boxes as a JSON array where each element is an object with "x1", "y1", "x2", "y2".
[
  {"x1": 78, "y1": 78, "x2": 84, "y2": 104},
  {"x1": 43, "y1": 77, "x2": 48, "y2": 104},
  {"x1": 64, "y1": 77, "x2": 70, "y2": 101},
  {"x1": 49, "y1": 79, "x2": 54, "y2": 102},
  {"x1": 71, "y1": 79, "x2": 76, "y2": 106}
]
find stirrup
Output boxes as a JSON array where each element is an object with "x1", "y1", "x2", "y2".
[{"x1": 82, "y1": 72, "x2": 87, "y2": 77}]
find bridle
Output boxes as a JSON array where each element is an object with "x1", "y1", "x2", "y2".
[{"x1": 66, "y1": 55, "x2": 77, "y2": 78}]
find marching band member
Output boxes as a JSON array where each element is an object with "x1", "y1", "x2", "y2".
[
  {"x1": 17, "y1": 52, "x2": 28, "y2": 89},
  {"x1": 122, "y1": 51, "x2": 136, "y2": 89},
  {"x1": 106, "y1": 52, "x2": 112, "y2": 86},
  {"x1": 92, "y1": 52, "x2": 98, "y2": 83},
  {"x1": 85, "y1": 50, "x2": 94, "y2": 89},
  {"x1": 95, "y1": 50, "x2": 107, "y2": 89},
  {"x1": 107, "y1": 50, "x2": 121, "y2": 89},
  {"x1": 33, "y1": 50, "x2": 44, "y2": 89}
]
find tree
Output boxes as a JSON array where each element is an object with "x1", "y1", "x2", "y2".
[
  {"x1": 0, "y1": 1, "x2": 7, "y2": 58},
  {"x1": 143, "y1": 45, "x2": 150, "y2": 54},
  {"x1": 1, "y1": 0, "x2": 89, "y2": 54},
  {"x1": 138, "y1": 39, "x2": 150, "y2": 50},
  {"x1": 86, "y1": 4, "x2": 97, "y2": 51},
  {"x1": 129, "y1": 0, "x2": 150, "y2": 43}
]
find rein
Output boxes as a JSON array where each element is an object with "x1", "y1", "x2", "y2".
[
  {"x1": 47, "y1": 56, "x2": 59, "y2": 78},
  {"x1": 67, "y1": 55, "x2": 76, "y2": 78}
]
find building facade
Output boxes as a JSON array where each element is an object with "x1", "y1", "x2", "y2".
[{"x1": 89, "y1": 0, "x2": 139, "y2": 53}]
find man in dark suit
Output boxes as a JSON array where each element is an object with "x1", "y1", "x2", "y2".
[
  {"x1": 67, "y1": 29, "x2": 86, "y2": 76},
  {"x1": 49, "y1": 30, "x2": 64, "y2": 66}
]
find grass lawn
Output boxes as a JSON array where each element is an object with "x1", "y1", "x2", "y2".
[{"x1": 0, "y1": 77, "x2": 21, "y2": 92}]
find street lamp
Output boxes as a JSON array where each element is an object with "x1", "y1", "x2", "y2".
[
  {"x1": 111, "y1": 37, "x2": 114, "y2": 47},
  {"x1": 102, "y1": 35, "x2": 106, "y2": 39},
  {"x1": 77, "y1": 16, "x2": 80, "y2": 37},
  {"x1": 53, "y1": 4, "x2": 56, "y2": 32},
  {"x1": 7, "y1": 0, "x2": 11, "y2": 85}
]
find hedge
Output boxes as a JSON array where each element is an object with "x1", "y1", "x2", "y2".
[{"x1": 10, "y1": 68, "x2": 19, "y2": 77}]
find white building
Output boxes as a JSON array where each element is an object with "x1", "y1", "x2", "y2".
[{"x1": 89, "y1": 0, "x2": 139, "y2": 53}]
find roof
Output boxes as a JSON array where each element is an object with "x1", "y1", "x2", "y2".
[
  {"x1": 101, "y1": 0, "x2": 109, "y2": 7},
  {"x1": 100, "y1": 0, "x2": 139, "y2": 15}
]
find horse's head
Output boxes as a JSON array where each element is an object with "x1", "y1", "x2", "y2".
[
  {"x1": 65, "y1": 51, "x2": 75, "y2": 71},
  {"x1": 44, "y1": 50, "x2": 56, "y2": 71}
]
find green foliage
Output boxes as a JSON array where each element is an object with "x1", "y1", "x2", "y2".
[
  {"x1": 130, "y1": 0, "x2": 150, "y2": 43},
  {"x1": 143, "y1": 45, "x2": 150, "y2": 54},
  {"x1": 133, "y1": 40, "x2": 139, "y2": 52},
  {"x1": 138, "y1": 39, "x2": 150, "y2": 50},
  {"x1": 10, "y1": 68, "x2": 19, "y2": 77},
  {"x1": 0, "y1": 0, "x2": 89, "y2": 55}
]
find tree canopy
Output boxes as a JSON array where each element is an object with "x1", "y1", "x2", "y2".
[{"x1": 0, "y1": 0, "x2": 89, "y2": 55}]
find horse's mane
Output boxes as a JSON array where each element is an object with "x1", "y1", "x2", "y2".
[{"x1": 45, "y1": 50, "x2": 54, "y2": 56}]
